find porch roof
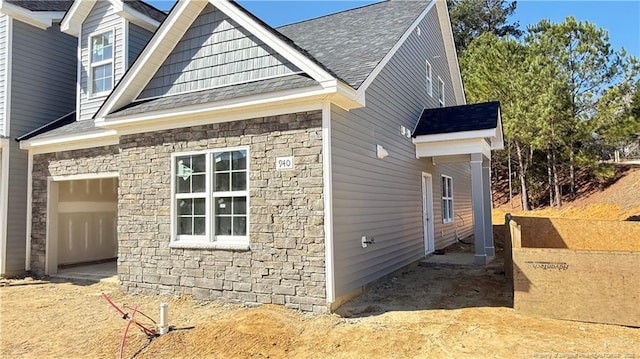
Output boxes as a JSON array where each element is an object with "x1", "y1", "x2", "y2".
[{"x1": 412, "y1": 101, "x2": 504, "y2": 160}]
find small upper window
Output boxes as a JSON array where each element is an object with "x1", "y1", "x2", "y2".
[
  {"x1": 90, "y1": 31, "x2": 114, "y2": 94},
  {"x1": 426, "y1": 61, "x2": 433, "y2": 97},
  {"x1": 441, "y1": 175, "x2": 453, "y2": 223},
  {"x1": 438, "y1": 77, "x2": 445, "y2": 107}
]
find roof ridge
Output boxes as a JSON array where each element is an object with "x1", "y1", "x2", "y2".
[{"x1": 276, "y1": 0, "x2": 389, "y2": 29}]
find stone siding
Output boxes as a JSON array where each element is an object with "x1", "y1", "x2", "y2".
[
  {"x1": 117, "y1": 111, "x2": 327, "y2": 313},
  {"x1": 31, "y1": 145, "x2": 120, "y2": 274}
]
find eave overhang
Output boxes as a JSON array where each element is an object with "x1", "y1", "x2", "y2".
[{"x1": 0, "y1": 1, "x2": 65, "y2": 29}]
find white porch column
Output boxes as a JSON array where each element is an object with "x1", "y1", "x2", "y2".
[
  {"x1": 482, "y1": 156, "x2": 495, "y2": 257},
  {"x1": 470, "y1": 153, "x2": 494, "y2": 265}
]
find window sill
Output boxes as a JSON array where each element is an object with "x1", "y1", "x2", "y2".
[
  {"x1": 87, "y1": 91, "x2": 111, "y2": 100},
  {"x1": 169, "y1": 241, "x2": 250, "y2": 251}
]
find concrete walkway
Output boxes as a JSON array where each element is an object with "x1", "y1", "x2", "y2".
[{"x1": 54, "y1": 261, "x2": 118, "y2": 283}]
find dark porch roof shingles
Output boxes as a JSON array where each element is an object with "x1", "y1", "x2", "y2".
[{"x1": 413, "y1": 101, "x2": 501, "y2": 137}]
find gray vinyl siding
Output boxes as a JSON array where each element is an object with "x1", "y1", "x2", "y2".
[
  {"x1": 4, "y1": 20, "x2": 76, "y2": 275},
  {"x1": 330, "y1": 4, "x2": 471, "y2": 297},
  {"x1": 128, "y1": 22, "x2": 152, "y2": 67},
  {"x1": 79, "y1": 0, "x2": 125, "y2": 121},
  {"x1": 139, "y1": 3, "x2": 300, "y2": 99},
  {"x1": 0, "y1": 15, "x2": 7, "y2": 137}
]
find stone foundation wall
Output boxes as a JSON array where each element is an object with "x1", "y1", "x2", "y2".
[
  {"x1": 117, "y1": 111, "x2": 328, "y2": 313},
  {"x1": 31, "y1": 145, "x2": 120, "y2": 274}
]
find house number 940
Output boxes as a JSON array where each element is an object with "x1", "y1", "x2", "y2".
[{"x1": 276, "y1": 156, "x2": 294, "y2": 170}]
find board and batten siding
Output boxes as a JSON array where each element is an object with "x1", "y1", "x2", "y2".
[
  {"x1": 0, "y1": 14, "x2": 7, "y2": 137},
  {"x1": 330, "y1": 4, "x2": 472, "y2": 298},
  {"x1": 5, "y1": 20, "x2": 76, "y2": 275},
  {"x1": 139, "y1": 3, "x2": 300, "y2": 99},
  {"x1": 127, "y1": 22, "x2": 153, "y2": 67},
  {"x1": 79, "y1": 0, "x2": 125, "y2": 121}
]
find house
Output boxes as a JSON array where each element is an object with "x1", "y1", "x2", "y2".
[
  {"x1": 19, "y1": 0, "x2": 503, "y2": 313},
  {"x1": 0, "y1": 0, "x2": 77, "y2": 277},
  {"x1": 14, "y1": 0, "x2": 165, "y2": 275}
]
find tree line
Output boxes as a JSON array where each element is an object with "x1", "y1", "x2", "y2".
[{"x1": 448, "y1": 0, "x2": 640, "y2": 210}]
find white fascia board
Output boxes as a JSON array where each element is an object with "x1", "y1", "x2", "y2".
[
  {"x1": 119, "y1": 3, "x2": 160, "y2": 33},
  {"x1": 60, "y1": 0, "x2": 97, "y2": 36},
  {"x1": 20, "y1": 130, "x2": 119, "y2": 155},
  {"x1": 435, "y1": 0, "x2": 465, "y2": 105},
  {"x1": 491, "y1": 110, "x2": 505, "y2": 150},
  {"x1": 96, "y1": 0, "x2": 206, "y2": 118},
  {"x1": 98, "y1": 96, "x2": 327, "y2": 136},
  {"x1": 0, "y1": 1, "x2": 65, "y2": 29},
  {"x1": 356, "y1": 0, "x2": 436, "y2": 97},
  {"x1": 98, "y1": 82, "x2": 362, "y2": 135},
  {"x1": 213, "y1": 0, "x2": 335, "y2": 84},
  {"x1": 326, "y1": 80, "x2": 365, "y2": 109},
  {"x1": 413, "y1": 128, "x2": 497, "y2": 143},
  {"x1": 415, "y1": 138, "x2": 491, "y2": 159}
]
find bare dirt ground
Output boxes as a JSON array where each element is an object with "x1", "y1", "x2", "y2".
[
  {"x1": 2, "y1": 170, "x2": 639, "y2": 358},
  {"x1": 2, "y1": 244, "x2": 638, "y2": 359}
]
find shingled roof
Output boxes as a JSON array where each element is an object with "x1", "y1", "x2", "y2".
[
  {"x1": 6, "y1": 0, "x2": 73, "y2": 11},
  {"x1": 123, "y1": 0, "x2": 167, "y2": 23},
  {"x1": 413, "y1": 102, "x2": 501, "y2": 137},
  {"x1": 112, "y1": 74, "x2": 320, "y2": 118},
  {"x1": 277, "y1": 0, "x2": 430, "y2": 89}
]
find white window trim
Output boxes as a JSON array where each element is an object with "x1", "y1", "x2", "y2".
[
  {"x1": 438, "y1": 77, "x2": 445, "y2": 106},
  {"x1": 441, "y1": 175, "x2": 454, "y2": 224},
  {"x1": 426, "y1": 60, "x2": 433, "y2": 97},
  {"x1": 170, "y1": 147, "x2": 250, "y2": 250},
  {"x1": 88, "y1": 28, "x2": 115, "y2": 97}
]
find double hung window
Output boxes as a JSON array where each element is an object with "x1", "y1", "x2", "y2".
[
  {"x1": 173, "y1": 148, "x2": 249, "y2": 247},
  {"x1": 90, "y1": 31, "x2": 114, "y2": 94}
]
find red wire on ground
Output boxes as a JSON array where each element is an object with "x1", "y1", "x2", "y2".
[
  {"x1": 101, "y1": 293, "x2": 159, "y2": 358},
  {"x1": 101, "y1": 293, "x2": 157, "y2": 337},
  {"x1": 119, "y1": 305, "x2": 139, "y2": 359}
]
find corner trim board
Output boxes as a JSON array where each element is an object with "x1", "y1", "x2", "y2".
[
  {"x1": 24, "y1": 150, "x2": 32, "y2": 271},
  {"x1": 0, "y1": 139, "x2": 10, "y2": 275},
  {"x1": 322, "y1": 101, "x2": 335, "y2": 304},
  {"x1": 3, "y1": 15, "x2": 12, "y2": 137}
]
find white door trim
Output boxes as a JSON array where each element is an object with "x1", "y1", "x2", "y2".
[
  {"x1": 421, "y1": 172, "x2": 435, "y2": 255},
  {"x1": 45, "y1": 173, "x2": 119, "y2": 275}
]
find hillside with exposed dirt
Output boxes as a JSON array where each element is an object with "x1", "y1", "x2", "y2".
[{"x1": 493, "y1": 165, "x2": 640, "y2": 222}]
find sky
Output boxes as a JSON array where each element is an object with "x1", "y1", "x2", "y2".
[{"x1": 146, "y1": 0, "x2": 640, "y2": 57}]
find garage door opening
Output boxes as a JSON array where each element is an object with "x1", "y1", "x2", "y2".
[{"x1": 46, "y1": 176, "x2": 118, "y2": 278}]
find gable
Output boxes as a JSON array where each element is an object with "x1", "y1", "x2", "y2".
[
  {"x1": 139, "y1": 3, "x2": 301, "y2": 100},
  {"x1": 61, "y1": 0, "x2": 163, "y2": 36},
  {"x1": 78, "y1": 0, "x2": 125, "y2": 121}
]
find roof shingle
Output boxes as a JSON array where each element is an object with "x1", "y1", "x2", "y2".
[
  {"x1": 6, "y1": 0, "x2": 73, "y2": 11},
  {"x1": 413, "y1": 102, "x2": 501, "y2": 137},
  {"x1": 123, "y1": 0, "x2": 167, "y2": 23},
  {"x1": 277, "y1": 0, "x2": 430, "y2": 89},
  {"x1": 110, "y1": 74, "x2": 319, "y2": 118}
]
